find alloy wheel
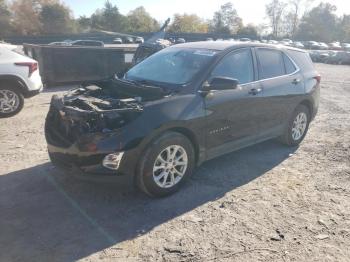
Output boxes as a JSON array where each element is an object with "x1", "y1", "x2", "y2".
[
  {"x1": 291, "y1": 112, "x2": 308, "y2": 141},
  {"x1": 152, "y1": 145, "x2": 188, "y2": 188},
  {"x1": 0, "y1": 89, "x2": 20, "y2": 114}
]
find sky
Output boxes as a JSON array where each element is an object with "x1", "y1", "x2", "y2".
[{"x1": 64, "y1": 0, "x2": 350, "y2": 25}]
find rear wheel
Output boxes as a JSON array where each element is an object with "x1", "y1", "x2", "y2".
[
  {"x1": 0, "y1": 86, "x2": 24, "y2": 118},
  {"x1": 136, "y1": 132, "x2": 195, "y2": 197},
  {"x1": 280, "y1": 104, "x2": 310, "y2": 146}
]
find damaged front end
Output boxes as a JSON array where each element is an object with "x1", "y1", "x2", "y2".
[
  {"x1": 45, "y1": 85, "x2": 146, "y2": 150},
  {"x1": 45, "y1": 82, "x2": 163, "y2": 174},
  {"x1": 51, "y1": 85, "x2": 144, "y2": 138},
  {"x1": 46, "y1": 77, "x2": 166, "y2": 145}
]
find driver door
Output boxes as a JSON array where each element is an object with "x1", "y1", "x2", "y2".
[{"x1": 203, "y1": 48, "x2": 264, "y2": 159}]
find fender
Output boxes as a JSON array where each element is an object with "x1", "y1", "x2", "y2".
[{"x1": 0, "y1": 74, "x2": 28, "y2": 93}]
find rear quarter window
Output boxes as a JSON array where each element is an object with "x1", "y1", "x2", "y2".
[{"x1": 286, "y1": 49, "x2": 314, "y2": 72}]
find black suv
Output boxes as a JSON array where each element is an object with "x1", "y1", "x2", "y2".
[{"x1": 45, "y1": 42, "x2": 320, "y2": 197}]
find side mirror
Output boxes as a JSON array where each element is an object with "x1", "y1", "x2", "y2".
[{"x1": 202, "y1": 77, "x2": 239, "y2": 92}]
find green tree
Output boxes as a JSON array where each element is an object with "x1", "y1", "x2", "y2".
[
  {"x1": 0, "y1": 0, "x2": 13, "y2": 37},
  {"x1": 209, "y1": 2, "x2": 242, "y2": 34},
  {"x1": 77, "y1": 15, "x2": 91, "y2": 32},
  {"x1": 126, "y1": 6, "x2": 159, "y2": 32},
  {"x1": 40, "y1": 2, "x2": 75, "y2": 34},
  {"x1": 169, "y1": 13, "x2": 208, "y2": 33},
  {"x1": 338, "y1": 15, "x2": 350, "y2": 42},
  {"x1": 237, "y1": 24, "x2": 259, "y2": 39},
  {"x1": 296, "y1": 3, "x2": 338, "y2": 42},
  {"x1": 91, "y1": 1, "x2": 126, "y2": 32}
]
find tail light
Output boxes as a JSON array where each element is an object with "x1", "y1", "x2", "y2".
[
  {"x1": 14, "y1": 62, "x2": 38, "y2": 77},
  {"x1": 314, "y1": 75, "x2": 321, "y2": 84}
]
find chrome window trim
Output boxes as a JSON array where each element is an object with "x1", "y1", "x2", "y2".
[
  {"x1": 199, "y1": 46, "x2": 302, "y2": 92},
  {"x1": 254, "y1": 47, "x2": 301, "y2": 83}
]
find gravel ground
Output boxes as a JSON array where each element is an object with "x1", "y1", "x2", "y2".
[{"x1": 0, "y1": 63, "x2": 349, "y2": 262}]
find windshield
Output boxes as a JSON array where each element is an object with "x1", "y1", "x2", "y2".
[{"x1": 125, "y1": 48, "x2": 217, "y2": 85}]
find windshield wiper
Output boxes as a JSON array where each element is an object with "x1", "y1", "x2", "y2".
[{"x1": 134, "y1": 79, "x2": 159, "y2": 86}]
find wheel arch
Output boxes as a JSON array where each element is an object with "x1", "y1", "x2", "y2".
[
  {"x1": 166, "y1": 127, "x2": 200, "y2": 164},
  {"x1": 0, "y1": 75, "x2": 27, "y2": 94},
  {"x1": 299, "y1": 99, "x2": 313, "y2": 117},
  {"x1": 138, "y1": 126, "x2": 201, "y2": 167}
]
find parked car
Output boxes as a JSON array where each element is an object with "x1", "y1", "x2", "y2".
[
  {"x1": 280, "y1": 41, "x2": 292, "y2": 46},
  {"x1": 48, "y1": 42, "x2": 71, "y2": 46},
  {"x1": 305, "y1": 41, "x2": 320, "y2": 50},
  {"x1": 132, "y1": 39, "x2": 172, "y2": 65},
  {"x1": 308, "y1": 50, "x2": 332, "y2": 63},
  {"x1": 70, "y1": 40, "x2": 104, "y2": 47},
  {"x1": 206, "y1": 38, "x2": 214, "y2": 41},
  {"x1": 124, "y1": 37, "x2": 134, "y2": 43},
  {"x1": 308, "y1": 51, "x2": 319, "y2": 62},
  {"x1": 0, "y1": 47, "x2": 43, "y2": 117},
  {"x1": 239, "y1": 38, "x2": 251, "y2": 42},
  {"x1": 292, "y1": 41, "x2": 305, "y2": 49},
  {"x1": 328, "y1": 42, "x2": 342, "y2": 50},
  {"x1": 45, "y1": 42, "x2": 320, "y2": 197},
  {"x1": 268, "y1": 40, "x2": 279, "y2": 45},
  {"x1": 325, "y1": 51, "x2": 350, "y2": 65},
  {"x1": 135, "y1": 37, "x2": 144, "y2": 44},
  {"x1": 167, "y1": 38, "x2": 175, "y2": 43},
  {"x1": 318, "y1": 42, "x2": 329, "y2": 50},
  {"x1": 176, "y1": 38, "x2": 186, "y2": 44},
  {"x1": 113, "y1": 38, "x2": 123, "y2": 44},
  {"x1": 341, "y1": 43, "x2": 350, "y2": 51},
  {"x1": 282, "y1": 39, "x2": 293, "y2": 44}
]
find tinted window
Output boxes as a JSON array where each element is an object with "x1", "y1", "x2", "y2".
[
  {"x1": 211, "y1": 49, "x2": 254, "y2": 84},
  {"x1": 286, "y1": 50, "x2": 315, "y2": 72},
  {"x1": 257, "y1": 49, "x2": 285, "y2": 79},
  {"x1": 283, "y1": 54, "x2": 296, "y2": 74}
]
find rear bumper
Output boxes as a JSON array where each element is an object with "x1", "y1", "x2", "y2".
[{"x1": 23, "y1": 85, "x2": 43, "y2": 98}]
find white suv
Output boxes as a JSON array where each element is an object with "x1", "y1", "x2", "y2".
[{"x1": 0, "y1": 47, "x2": 43, "y2": 117}]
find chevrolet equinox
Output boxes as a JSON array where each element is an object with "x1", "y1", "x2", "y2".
[{"x1": 45, "y1": 42, "x2": 320, "y2": 197}]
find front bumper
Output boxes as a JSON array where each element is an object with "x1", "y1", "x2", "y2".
[{"x1": 47, "y1": 143, "x2": 140, "y2": 178}]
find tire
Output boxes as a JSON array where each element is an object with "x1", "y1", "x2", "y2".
[
  {"x1": 279, "y1": 104, "x2": 310, "y2": 146},
  {"x1": 0, "y1": 85, "x2": 24, "y2": 118},
  {"x1": 136, "y1": 132, "x2": 195, "y2": 197}
]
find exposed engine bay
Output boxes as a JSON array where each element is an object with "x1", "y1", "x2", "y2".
[
  {"x1": 51, "y1": 85, "x2": 143, "y2": 130},
  {"x1": 46, "y1": 80, "x2": 165, "y2": 146}
]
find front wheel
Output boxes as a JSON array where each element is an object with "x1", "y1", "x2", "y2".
[
  {"x1": 136, "y1": 132, "x2": 195, "y2": 197},
  {"x1": 280, "y1": 104, "x2": 310, "y2": 146}
]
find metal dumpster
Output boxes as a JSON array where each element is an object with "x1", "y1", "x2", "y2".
[{"x1": 23, "y1": 44, "x2": 137, "y2": 87}]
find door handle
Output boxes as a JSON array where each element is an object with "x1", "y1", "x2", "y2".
[
  {"x1": 248, "y1": 88, "x2": 262, "y2": 95},
  {"x1": 292, "y1": 78, "x2": 301, "y2": 85}
]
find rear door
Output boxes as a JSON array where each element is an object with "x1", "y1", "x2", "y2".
[{"x1": 255, "y1": 48, "x2": 305, "y2": 134}]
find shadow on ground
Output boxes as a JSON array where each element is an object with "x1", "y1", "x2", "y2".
[{"x1": 0, "y1": 140, "x2": 296, "y2": 262}]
